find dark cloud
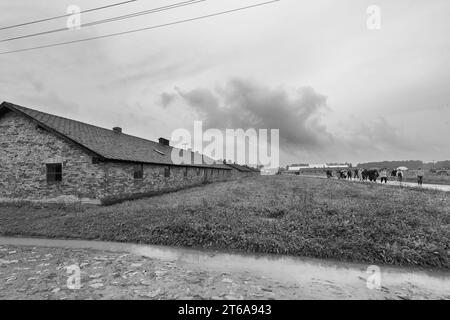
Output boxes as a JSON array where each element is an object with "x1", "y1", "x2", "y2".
[
  {"x1": 169, "y1": 79, "x2": 427, "y2": 164},
  {"x1": 344, "y1": 117, "x2": 417, "y2": 154},
  {"x1": 160, "y1": 92, "x2": 178, "y2": 108},
  {"x1": 173, "y1": 78, "x2": 333, "y2": 152}
]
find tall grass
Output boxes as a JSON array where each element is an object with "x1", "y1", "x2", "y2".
[{"x1": 0, "y1": 176, "x2": 449, "y2": 268}]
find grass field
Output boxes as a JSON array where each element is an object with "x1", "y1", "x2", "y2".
[{"x1": 0, "y1": 176, "x2": 449, "y2": 269}]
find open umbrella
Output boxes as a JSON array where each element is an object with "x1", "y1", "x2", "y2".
[{"x1": 397, "y1": 166, "x2": 408, "y2": 171}]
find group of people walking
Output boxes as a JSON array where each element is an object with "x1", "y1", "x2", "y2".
[
  {"x1": 378, "y1": 168, "x2": 405, "y2": 183},
  {"x1": 326, "y1": 168, "x2": 425, "y2": 185}
]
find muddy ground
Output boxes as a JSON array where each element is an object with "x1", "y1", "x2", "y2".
[
  {"x1": 1, "y1": 244, "x2": 448, "y2": 300},
  {"x1": 0, "y1": 244, "x2": 305, "y2": 300}
]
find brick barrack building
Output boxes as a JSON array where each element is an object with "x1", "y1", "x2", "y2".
[{"x1": 0, "y1": 102, "x2": 258, "y2": 205}]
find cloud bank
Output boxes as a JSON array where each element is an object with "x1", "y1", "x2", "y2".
[
  {"x1": 165, "y1": 78, "x2": 333, "y2": 153},
  {"x1": 160, "y1": 78, "x2": 433, "y2": 165}
]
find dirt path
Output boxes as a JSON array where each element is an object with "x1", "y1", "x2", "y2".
[
  {"x1": 301, "y1": 175, "x2": 450, "y2": 192},
  {"x1": 1, "y1": 238, "x2": 449, "y2": 300},
  {"x1": 384, "y1": 180, "x2": 450, "y2": 192},
  {"x1": 0, "y1": 244, "x2": 301, "y2": 300}
]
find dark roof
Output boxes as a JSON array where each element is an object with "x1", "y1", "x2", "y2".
[
  {"x1": 0, "y1": 101, "x2": 230, "y2": 170},
  {"x1": 226, "y1": 163, "x2": 253, "y2": 172},
  {"x1": 245, "y1": 165, "x2": 261, "y2": 173}
]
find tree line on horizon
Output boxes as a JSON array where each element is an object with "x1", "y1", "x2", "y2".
[{"x1": 356, "y1": 160, "x2": 450, "y2": 170}]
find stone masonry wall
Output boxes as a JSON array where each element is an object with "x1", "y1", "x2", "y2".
[
  {"x1": 0, "y1": 111, "x2": 106, "y2": 202},
  {"x1": 0, "y1": 111, "x2": 245, "y2": 204},
  {"x1": 100, "y1": 162, "x2": 231, "y2": 201}
]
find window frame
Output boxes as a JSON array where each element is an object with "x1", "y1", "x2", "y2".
[
  {"x1": 92, "y1": 157, "x2": 101, "y2": 164},
  {"x1": 133, "y1": 164, "x2": 144, "y2": 180},
  {"x1": 164, "y1": 166, "x2": 171, "y2": 178},
  {"x1": 46, "y1": 163, "x2": 62, "y2": 184}
]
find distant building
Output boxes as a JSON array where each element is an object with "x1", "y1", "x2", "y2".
[
  {"x1": 285, "y1": 163, "x2": 351, "y2": 175},
  {"x1": 287, "y1": 165, "x2": 310, "y2": 171}
]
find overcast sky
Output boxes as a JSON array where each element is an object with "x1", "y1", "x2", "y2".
[{"x1": 1, "y1": 0, "x2": 449, "y2": 167}]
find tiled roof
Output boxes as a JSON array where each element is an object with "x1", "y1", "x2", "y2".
[
  {"x1": 245, "y1": 165, "x2": 261, "y2": 173},
  {"x1": 225, "y1": 163, "x2": 254, "y2": 172},
  {"x1": 0, "y1": 101, "x2": 230, "y2": 170}
]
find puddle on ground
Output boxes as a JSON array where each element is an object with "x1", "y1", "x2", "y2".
[{"x1": 1, "y1": 236, "x2": 449, "y2": 298}]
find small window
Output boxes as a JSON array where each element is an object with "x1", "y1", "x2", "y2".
[
  {"x1": 164, "y1": 166, "x2": 170, "y2": 178},
  {"x1": 92, "y1": 157, "x2": 101, "y2": 164},
  {"x1": 46, "y1": 163, "x2": 62, "y2": 183},
  {"x1": 197, "y1": 168, "x2": 201, "y2": 176},
  {"x1": 134, "y1": 164, "x2": 143, "y2": 180},
  {"x1": 184, "y1": 167, "x2": 188, "y2": 177},
  {"x1": 153, "y1": 149, "x2": 165, "y2": 156}
]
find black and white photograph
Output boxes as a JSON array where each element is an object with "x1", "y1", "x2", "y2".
[{"x1": 0, "y1": 0, "x2": 449, "y2": 308}]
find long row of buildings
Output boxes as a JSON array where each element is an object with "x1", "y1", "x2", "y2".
[
  {"x1": 0, "y1": 102, "x2": 259, "y2": 205},
  {"x1": 282, "y1": 163, "x2": 352, "y2": 175}
]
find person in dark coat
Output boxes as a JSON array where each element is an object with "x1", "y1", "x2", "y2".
[
  {"x1": 397, "y1": 170, "x2": 404, "y2": 183},
  {"x1": 326, "y1": 170, "x2": 333, "y2": 178},
  {"x1": 354, "y1": 169, "x2": 360, "y2": 180},
  {"x1": 417, "y1": 168, "x2": 424, "y2": 186}
]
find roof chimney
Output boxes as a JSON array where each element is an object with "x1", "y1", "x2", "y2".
[
  {"x1": 113, "y1": 127, "x2": 122, "y2": 133},
  {"x1": 158, "y1": 137, "x2": 170, "y2": 146}
]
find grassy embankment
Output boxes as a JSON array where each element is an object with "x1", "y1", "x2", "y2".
[{"x1": 0, "y1": 176, "x2": 449, "y2": 268}]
